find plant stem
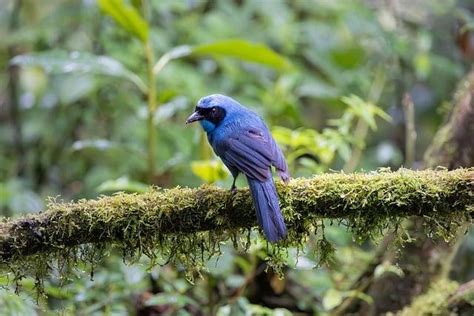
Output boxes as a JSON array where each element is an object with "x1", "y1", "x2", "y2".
[
  {"x1": 145, "y1": 40, "x2": 157, "y2": 183},
  {"x1": 402, "y1": 93, "x2": 416, "y2": 168}
]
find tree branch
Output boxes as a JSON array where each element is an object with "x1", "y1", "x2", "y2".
[{"x1": 0, "y1": 169, "x2": 472, "y2": 266}]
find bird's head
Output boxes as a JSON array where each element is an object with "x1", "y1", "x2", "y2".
[{"x1": 186, "y1": 94, "x2": 242, "y2": 133}]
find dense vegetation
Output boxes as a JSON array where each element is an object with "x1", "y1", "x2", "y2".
[{"x1": 0, "y1": 0, "x2": 473, "y2": 314}]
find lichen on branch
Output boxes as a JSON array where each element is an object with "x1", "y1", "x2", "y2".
[{"x1": 0, "y1": 168, "x2": 472, "y2": 286}]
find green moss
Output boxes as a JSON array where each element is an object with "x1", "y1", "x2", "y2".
[
  {"x1": 398, "y1": 279, "x2": 459, "y2": 316},
  {"x1": 0, "y1": 168, "x2": 472, "y2": 293}
]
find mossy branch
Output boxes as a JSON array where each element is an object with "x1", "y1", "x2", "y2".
[{"x1": 0, "y1": 169, "x2": 472, "y2": 271}]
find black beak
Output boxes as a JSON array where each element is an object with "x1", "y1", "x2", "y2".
[{"x1": 185, "y1": 111, "x2": 204, "y2": 124}]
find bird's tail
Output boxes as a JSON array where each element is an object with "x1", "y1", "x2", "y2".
[{"x1": 247, "y1": 177, "x2": 287, "y2": 243}]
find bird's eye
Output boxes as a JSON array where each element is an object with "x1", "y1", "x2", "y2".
[{"x1": 212, "y1": 107, "x2": 216, "y2": 112}]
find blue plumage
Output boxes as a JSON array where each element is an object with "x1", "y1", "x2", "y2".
[{"x1": 186, "y1": 94, "x2": 289, "y2": 242}]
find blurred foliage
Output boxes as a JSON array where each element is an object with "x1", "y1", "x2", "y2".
[{"x1": 0, "y1": 0, "x2": 472, "y2": 314}]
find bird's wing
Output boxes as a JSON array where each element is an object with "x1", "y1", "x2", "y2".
[
  {"x1": 271, "y1": 138, "x2": 290, "y2": 182},
  {"x1": 219, "y1": 127, "x2": 273, "y2": 182}
]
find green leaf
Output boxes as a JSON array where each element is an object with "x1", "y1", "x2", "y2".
[
  {"x1": 152, "y1": 40, "x2": 292, "y2": 76},
  {"x1": 414, "y1": 52, "x2": 431, "y2": 80},
  {"x1": 341, "y1": 94, "x2": 391, "y2": 131},
  {"x1": 273, "y1": 126, "x2": 336, "y2": 167},
  {"x1": 323, "y1": 289, "x2": 344, "y2": 311},
  {"x1": 97, "y1": 177, "x2": 149, "y2": 193},
  {"x1": 153, "y1": 45, "x2": 193, "y2": 75},
  {"x1": 10, "y1": 51, "x2": 147, "y2": 93},
  {"x1": 296, "y1": 77, "x2": 340, "y2": 99},
  {"x1": 145, "y1": 293, "x2": 198, "y2": 309},
  {"x1": 9, "y1": 190, "x2": 43, "y2": 214},
  {"x1": 192, "y1": 39, "x2": 292, "y2": 71},
  {"x1": 131, "y1": 0, "x2": 143, "y2": 10},
  {"x1": 55, "y1": 74, "x2": 98, "y2": 104},
  {"x1": 191, "y1": 160, "x2": 228, "y2": 184},
  {"x1": 97, "y1": 0, "x2": 148, "y2": 42},
  {"x1": 0, "y1": 180, "x2": 43, "y2": 214},
  {"x1": 374, "y1": 262, "x2": 404, "y2": 279},
  {"x1": 372, "y1": 105, "x2": 391, "y2": 122},
  {"x1": 71, "y1": 139, "x2": 145, "y2": 163},
  {"x1": 347, "y1": 290, "x2": 374, "y2": 305},
  {"x1": 72, "y1": 139, "x2": 120, "y2": 152},
  {"x1": 330, "y1": 45, "x2": 365, "y2": 69},
  {"x1": 342, "y1": 94, "x2": 376, "y2": 129},
  {"x1": 0, "y1": 289, "x2": 37, "y2": 316}
]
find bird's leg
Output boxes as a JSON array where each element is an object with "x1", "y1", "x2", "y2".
[{"x1": 230, "y1": 175, "x2": 238, "y2": 195}]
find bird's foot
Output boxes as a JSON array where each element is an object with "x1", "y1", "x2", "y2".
[
  {"x1": 278, "y1": 170, "x2": 290, "y2": 184},
  {"x1": 230, "y1": 184, "x2": 237, "y2": 195}
]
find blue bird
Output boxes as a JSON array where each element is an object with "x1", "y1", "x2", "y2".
[{"x1": 186, "y1": 94, "x2": 289, "y2": 242}]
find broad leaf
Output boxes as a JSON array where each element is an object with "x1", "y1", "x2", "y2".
[
  {"x1": 296, "y1": 77, "x2": 340, "y2": 99},
  {"x1": 55, "y1": 74, "x2": 98, "y2": 104},
  {"x1": 10, "y1": 51, "x2": 147, "y2": 93},
  {"x1": 192, "y1": 39, "x2": 292, "y2": 71},
  {"x1": 71, "y1": 139, "x2": 144, "y2": 159},
  {"x1": 153, "y1": 45, "x2": 192, "y2": 75},
  {"x1": 323, "y1": 289, "x2": 344, "y2": 311},
  {"x1": 71, "y1": 139, "x2": 118, "y2": 152},
  {"x1": 98, "y1": 0, "x2": 148, "y2": 42},
  {"x1": 97, "y1": 177, "x2": 149, "y2": 193},
  {"x1": 153, "y1": 39, "x2": 292, "y2": 75}
]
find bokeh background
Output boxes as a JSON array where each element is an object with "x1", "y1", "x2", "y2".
[{"x1": 0, "y1": 0, "x2": 473, "y2": 314}]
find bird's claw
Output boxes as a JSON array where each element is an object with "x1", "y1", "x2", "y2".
[{"x1": 230, "y1": 185, "x2": 237, "y2": 195}]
